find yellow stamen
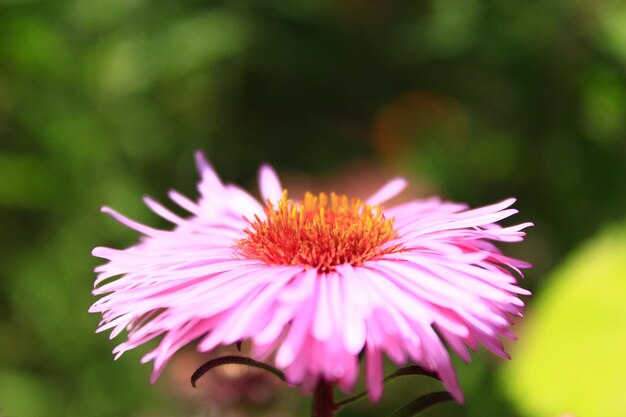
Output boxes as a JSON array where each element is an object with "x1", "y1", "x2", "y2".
[{"x1": 237, "y1": 191, "x2": 402, "y2": 273}]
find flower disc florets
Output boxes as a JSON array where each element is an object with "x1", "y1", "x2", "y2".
[{"x1": 237, "y1": 191, "x2": 402, "y2": 273}]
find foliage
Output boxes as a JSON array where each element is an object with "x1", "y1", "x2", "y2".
[
  {"x1": 502, "y1": 221, "x2": 626, "y2": 417},
  {"x1": 1, "y1": 0, "x2": 625, "y2": 416}
]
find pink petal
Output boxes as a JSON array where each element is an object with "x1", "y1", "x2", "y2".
[
  {"x1": 366, "y1": 177, "x2": 408, "y2": 206},
  {"x1": 258, "y1": 164, "x2": 283, "y2": 203},
  {"x1": 366, "y1": 344, "x2": 383, "y2": 401}
]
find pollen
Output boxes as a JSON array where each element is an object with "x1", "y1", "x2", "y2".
[{"x1": 237, "y1": 191, "x2": 402, "y2": 273}]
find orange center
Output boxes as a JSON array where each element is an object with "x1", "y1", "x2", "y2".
[{"x1": 237, "y1": 191, "x2": 401, "y2": 273}]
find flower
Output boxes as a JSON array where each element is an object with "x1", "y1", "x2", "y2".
[{"x1": 91, "y1": 152, "x2": 532, "y2": 403}]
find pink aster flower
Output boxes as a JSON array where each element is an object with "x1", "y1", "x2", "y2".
[{"x1": 90, "y1": 152, "x2": 531, "y2": 405}]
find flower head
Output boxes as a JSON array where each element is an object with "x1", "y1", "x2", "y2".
[{"x1": 91, "y1": 152, "x2": 532, "y2": 403}]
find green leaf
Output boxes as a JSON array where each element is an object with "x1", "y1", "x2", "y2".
[
  {"x1": 335, "y1": 365, "x2": 438, "y2": 409},
  {"x1": 389, "y1": 391, "x2": 453, "y2": 417},
  {"x1": 501, "y1": 221, "x2": 626, "y2": 417}
]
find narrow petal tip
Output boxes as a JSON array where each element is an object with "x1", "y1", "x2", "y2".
[
  {"x1": 502, "y1": 197, "x2": 517, "y2": 206},
  {"x1": 91, "y1": 246, "x2": 107, "y2": 257},
  {"x1": 194, "y1": 150, "x2": 210, "y2": 172},
  {"x1": 258, "y1": 164, "x2": 283, "y2": 203},
  {"x1": 367, "y1": 177, "x2": 409, "y2": 206}
]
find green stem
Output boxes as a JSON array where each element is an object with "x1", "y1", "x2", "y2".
[
  {"x1": 190, "y1": 355, "x2": 286, "y2": 387},
  {"x1": 311, "y1": 380, "x2": 336, "y2": 417}
]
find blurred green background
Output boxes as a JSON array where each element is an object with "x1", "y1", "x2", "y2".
[{"x1": 1, "y1": 0, "x2": 625, "y2": 416}]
